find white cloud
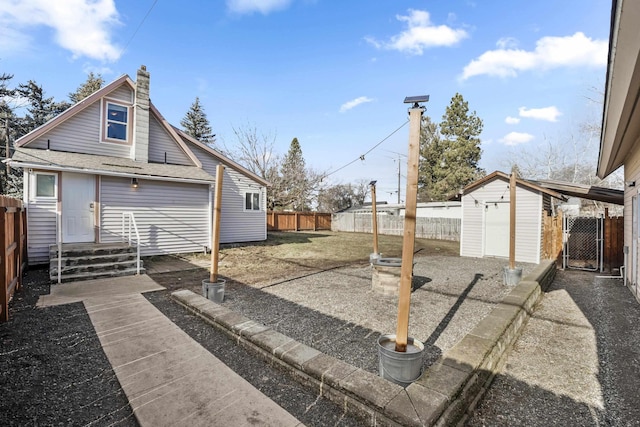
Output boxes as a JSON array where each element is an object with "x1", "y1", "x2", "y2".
[
  {"x1": 461, "y1": 32, "x2": 607, "y2": 80},
  {"x1": 340, "y1": 96, "x2": 373, "y2": 113},
  {"x1": 366, "y1": 9, "x2": 468, "y2": 55},
  {"x1": 500, "y1": 132, "x2": 534, "y2": 146},
  {"x1": 505, "y1": 116, "x2": 520, "y2": 124},
  {"x1": 496, "y1": 37, "x2": 518, "y2": 49},
  {"x1": 0, "y1": 0, "x2": 121, "y2": 62},
  {"x1": 518, "y1": 106, "x2": 562, "y2": 122},
  {"x1": 226, "y1": 0, "x2": 292, "y2": 14}
]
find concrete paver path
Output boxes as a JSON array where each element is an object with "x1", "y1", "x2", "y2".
[{"x1": 38, "y1": 276, "x2": 302, "y2": 427}]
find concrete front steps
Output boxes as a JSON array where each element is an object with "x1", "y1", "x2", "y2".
[{"x1": 49, "y1": 243, "x2": 144, "y2": 282}]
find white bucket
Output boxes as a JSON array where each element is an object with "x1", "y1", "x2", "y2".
[{"x1": 378, "y1": 334, "x2": 425, "y2": 387}]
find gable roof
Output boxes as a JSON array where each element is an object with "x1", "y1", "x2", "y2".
[
  {"x1": 174, "y1": 126, "x2": 270, "y2": 187},
  {"x1": 14, "y1": 75, "x2": 136, "y2": 148},
  {"x1": 10, "y1": 69, "x2": 270, "y2": 188},
  {"x1": 462, "y1": 171, "x2": 567, "y2": 200}
]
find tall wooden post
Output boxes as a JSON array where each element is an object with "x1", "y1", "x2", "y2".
[
  {"x1": 371, "y1": 183, "x2": 379, "y2": 255},
  {"x1": 509, "y1": 172, "x2": 516, "y2": 270},
  {"x1": 395, "y1": 105, "x2": 424, "y2": 352},
  {"x1": 210, "y1": 165, "x2": 225, "y2": 282}
]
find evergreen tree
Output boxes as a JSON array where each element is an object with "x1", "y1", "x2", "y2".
[
  {"x1": 418, "y1": 93, "x2": 484, "y2": 201},
  {"x1": 69, "y1": 72, "x2": 104, "y2": 103},
  {"x1": 180, "y1": 97, "x2": 215, "y2": 144},
  {"x1": 16, "y1": 80, "x2": 70, "y2": 135},
  {"x1": 280, "y1": 137, "x2": 308, "y2": 210}
]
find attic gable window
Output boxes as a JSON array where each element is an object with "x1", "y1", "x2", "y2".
[{"x1": 102, "y1": 99, "x2": 131, "y2": 144}]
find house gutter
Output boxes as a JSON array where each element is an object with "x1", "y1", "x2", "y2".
[{"x1": 6, "y1": 160, "x2": 215, "y2": 186}]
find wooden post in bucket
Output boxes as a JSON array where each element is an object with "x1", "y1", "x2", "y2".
[
  {"x1": 371, "y1": 181, "x2": 379, "y2": 255},
  {"x1": 210, "y1": 165, "x2": 225, "y2": 282},
  {"x1": 509, "y1": 171, "x2": 516, "y2": 270},
  {"x1": 395, "y1": 102, "x2": 425, "y2": 352}
]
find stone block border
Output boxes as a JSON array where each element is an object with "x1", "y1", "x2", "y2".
[{"x1": 171, "y1": 260, "x2": 556, "y2": 426}]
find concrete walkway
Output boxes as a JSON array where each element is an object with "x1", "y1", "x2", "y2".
[{"x1": 39, "y1": 276, "x2": 302, "y2": 427}]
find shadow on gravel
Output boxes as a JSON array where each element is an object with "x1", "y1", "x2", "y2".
[
  {"x1": 468, "y1": 270, "x2": 640, "y2": 426},
  {"x1": 468, "y1": 368, "x2": 604, "y2": 427},
  {"x1": 559, "y1": 271, "x2": 640, "y2": 426},
  {"x1": 425, "y1": 273, "x2": 482, "y2": 347},
  {"x1": 0, "y1": 268, "x2": 137, "y2": 427},
  {"x1": 150, "y1": 268, "x2": 444, "y2": 374}
]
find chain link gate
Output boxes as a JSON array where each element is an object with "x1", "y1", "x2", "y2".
[{"x1": 562, "y1": 216, "x2": 603, "y2": 271}]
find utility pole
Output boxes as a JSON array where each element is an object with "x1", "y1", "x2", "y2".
[{"x1": 397, "y1": 156, "x2": 401, "y2": 204}]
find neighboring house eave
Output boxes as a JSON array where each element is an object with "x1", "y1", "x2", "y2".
[
  {"x1": 14, "y1": 75, "x2": 135, "y2": 148},
  {"x1": 174, "y1": 126, "x2": 270, "y2": 187},
  {"x1": 531, "y1": 179, "x2": 624, "y2": 205},
  {"x1": 598, "y1": 0, "x2": 640, "y2": 178}
]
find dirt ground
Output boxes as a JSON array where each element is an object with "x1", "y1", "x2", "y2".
[{"x1": 149, "y1": 231, "x2": 459, "y2": 286}]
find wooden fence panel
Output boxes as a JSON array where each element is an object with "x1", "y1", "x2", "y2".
[
  {"x1": 604, "y1": 214, "x2": 624, "y2": 272},
  {"x1": 331, "y1": 213, "x2": 461, "y2": 241},
  {"x1": 1, "y1": 195, "x2": 26, "y2": 322},
  {"x1": 542, "y1": 211, "x2": 563, "y2": 263},
  {"x1": 267, "y1": 212, "x2": 332, "y2": 231}
]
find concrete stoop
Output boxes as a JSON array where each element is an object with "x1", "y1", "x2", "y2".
[
  {"x1": 49, "y1": 243, "x2": 144, "y2": 282},
  {"x1": 171, "y1": 259, "x2": 557, "y2": 427}
]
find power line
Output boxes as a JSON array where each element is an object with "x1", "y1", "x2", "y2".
[
  {"x1": 323, "y1": 120, "x2": 409, "y2": 179},
  {"x1": 118, "y1": 0, "x2": 160, "y2": 58}
]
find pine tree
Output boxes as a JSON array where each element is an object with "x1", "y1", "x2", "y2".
[
  {"x1": 69, "y1": 72, "x2": 104, "y2": 103},
  {"x1": 181, "y1": 97, "x2": 215, "y2": 144},
  {"x1": 280, "y1": 137, "x2": 309, "y2": 210},
  {"x1": 418, "y1": 93, "x2": 484, "y2": 201}
]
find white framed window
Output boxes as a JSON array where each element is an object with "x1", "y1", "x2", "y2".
[
  {"x1": 245, "y1": 192, "x2": 261, "y2": 211},
  {"x1": 34, "y1": 172, "x2": 57, "y2": 199},
  {"x1": 102, "y1": 99, "x2": 131, "y2": 144}
]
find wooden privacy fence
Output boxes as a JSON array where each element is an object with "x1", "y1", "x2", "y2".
[
  {"x1": 542, "y1": 211, "x2": 563, "y2": 264},
  {"x1": 1, "y1": 195, "x2": 27, "y2": 322},
  {"x1": 603, "y1": 210, "x2": 624, "y2": 272},
  {"x1": 267, "y1": 211, "x2": 332, "y2": 231},
  {"x1": 332, "y1": 213, "x2": 461, "y2": 241}
]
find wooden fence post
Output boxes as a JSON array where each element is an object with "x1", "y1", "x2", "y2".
[{"x1": 1, "y1": 207, "x2": 7, "y2": 322}]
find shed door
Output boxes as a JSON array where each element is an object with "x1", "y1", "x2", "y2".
[
  {"x1": 62, "y1": 172, "x2": 95, "y2": 243},
  {"x1": 484, "y1": 202, "x2": 509, "y2": 258}
]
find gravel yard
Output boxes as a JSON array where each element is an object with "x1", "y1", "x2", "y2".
[
  {"x1": 466, "y1": 270, "x2": 640, "y2": 427},
  {"x1": 150, "y1": 254, "x2": 535, "y2": 374},
  {"x1": 0, "y1": 268, "x2": 137, "y2": 427}
]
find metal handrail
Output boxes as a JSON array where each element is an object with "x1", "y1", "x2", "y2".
[{"x1": 121, "y1": 212, "x2": 141, "y2": 274}]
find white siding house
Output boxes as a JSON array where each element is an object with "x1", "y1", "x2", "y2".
[
  {"x1": 460, "y1": 171, "x2": 564, "y2": 264},
  {"x1": 9, "y1": 66, "x2": 269, "y2": 264},
  {"x1": 598, "y1": 0, "x2": 640, "y2": 303}
]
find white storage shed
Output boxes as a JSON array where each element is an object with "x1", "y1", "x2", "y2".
[{"x1": 460, "y1": 171, "x2": 565, "y2": 264}]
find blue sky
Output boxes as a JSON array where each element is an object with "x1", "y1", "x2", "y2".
[{"x1": 0, "y1": 0, "x2": 611, "y2": 202}]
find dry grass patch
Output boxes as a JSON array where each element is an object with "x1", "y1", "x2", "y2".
[{"x1": 172, "y1": 231, "x2": 458, "y2": 286}]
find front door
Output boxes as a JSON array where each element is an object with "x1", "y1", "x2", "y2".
[{"x1": 62, "y1": 172, "x2": 95, "y2": 243}]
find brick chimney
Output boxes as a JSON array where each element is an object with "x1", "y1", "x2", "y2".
[{"x1": 134, "y1": 65, "x2": 150, "y2": 163}]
